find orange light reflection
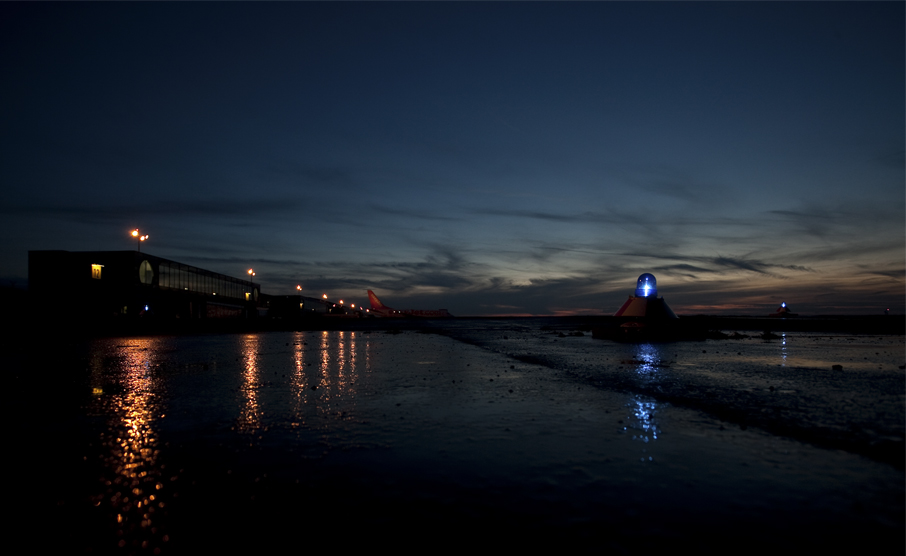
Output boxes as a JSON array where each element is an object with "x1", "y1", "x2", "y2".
[
  {"x1": 237, "y1": 334, "x2": 263, "y2": 433},
  {"x1": 88, "y1": 338, "x2": 167, "y2": 553}
]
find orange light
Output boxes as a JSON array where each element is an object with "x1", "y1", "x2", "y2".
[
  {"x1": 339, "y1": 300, "x2": 344, "y2": 304},
  {"x1": 296, "y1": 285, "x2": 302, "y2": 291},
  {"x1": 322, "y1": 294, "x2": 327, "y2": 299},
  {"x1": 131, "y1": 229, "x2": 148, "y2": 252}
]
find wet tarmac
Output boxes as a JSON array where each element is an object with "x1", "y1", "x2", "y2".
[{"x1": 10, "y1": 321, "x2": 905, "y2": 554}]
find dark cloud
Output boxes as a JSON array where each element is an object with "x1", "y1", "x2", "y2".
[
  {"x1": 474, "y1": 208, "x2": 586, "y2": 223},
  {"x1": 618, "y1": 250, "x2": 813, "y2": 275},
  {"x1": 768, "y1": 203, "x2": 903, "y2": 240},
  {"x1": 860, "y1": 268, "x2": 905, "y2": 280},
  {"x1": 368, "y1": 204, "x2": 464, "y2": 222},
  {"x1": 651, "y1": 263, "x2": 719, "y2": 279},
  {"x1": 2, "y1": 198, "x2": 301, "y2": 217},
  {"x1": 712, "y1": 256, "x2": 812, "y2": 275},
  {"x1": 473, "y1": 207, "x2": 767, "y2": 235}
]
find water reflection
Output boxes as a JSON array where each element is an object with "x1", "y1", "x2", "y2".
[
  {"x1": 237, "y1": 334, "x2": 263, "y2": 433},
  {"x1": 780, "y1": 333, "x2": 788, "y2": 367},
  {"x1": 629, "y1": 396, "x2": 660, "y2": 443},
  {"x1": 313, "y1": 331, "x2": 362, "y2": 414},
  {"x1": 88, "y1": 338, "x2": 168, "y2": 552},
  {"x1": 285, "y1": 331, "x2": 373, "y2": 428},
  {"x1": 633, "y1": 343, "x2": 665, "y2": 381},
  {"x1": 625, "y1": 343, "x2": 665, "y2": 461},
  {"x1": 290, "y1": 332, "x2": 308, "y2": 426}
]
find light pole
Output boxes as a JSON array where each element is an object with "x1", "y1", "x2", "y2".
[
  {"x1": 246, "y1": 269, "x2": 256, "y2": 302},
  {"x1": 130, "y1": 229, "x2": 149, "y2": 252}
]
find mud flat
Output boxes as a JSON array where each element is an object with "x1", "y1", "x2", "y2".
[
  {"x1": 10, "y1": 325, "x2": 904, "y2": 554},
  {"x1": 437, "y1": 318, "x2": 905, "y2": 469}
]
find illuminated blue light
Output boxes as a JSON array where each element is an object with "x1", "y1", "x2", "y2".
[{"x1": 634, "y1": 273, "x2": 658, "y2": 297}]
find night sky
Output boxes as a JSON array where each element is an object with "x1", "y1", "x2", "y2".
[{"x1": 2, "y1": 2, "x2": 903, "y2": 316}]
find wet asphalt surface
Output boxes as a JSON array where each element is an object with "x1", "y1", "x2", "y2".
[{"x1": 9, "y1": 324, "x2": 905, "y2": 554}]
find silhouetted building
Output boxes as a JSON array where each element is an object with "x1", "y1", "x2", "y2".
[{"x1": 29, "y1": 250, "x2": 260, "y2": 322}]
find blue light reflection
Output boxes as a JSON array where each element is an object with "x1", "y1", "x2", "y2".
[
  {"x1": 623, "y1": 342, "x2": 666, "y2": 461},
  {"x1": 629, "y1": 396, "x2": 660, "y2": 442},
  {"x1": 780, "y1": 333, "x2": 787, "y2": 367},
  {"x1": 633, "y1": 342, "x2": 663, "y2": 379}
]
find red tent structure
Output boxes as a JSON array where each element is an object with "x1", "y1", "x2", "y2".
[{"x1": 613, "y1": 273, "x2": 678, "y2": 319}]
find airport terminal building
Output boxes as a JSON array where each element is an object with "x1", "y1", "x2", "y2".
[{"x1": 29, "y1": 250, "x2": 261, "y2": 322}]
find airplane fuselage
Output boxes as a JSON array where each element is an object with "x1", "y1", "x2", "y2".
[{"x1": 367, "y1": 290, "x2": 452, "y2": 318}]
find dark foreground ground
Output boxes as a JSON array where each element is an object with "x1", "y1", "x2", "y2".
[{"x1": 9, "y1": 317, "x2": 905, "y2": 554}]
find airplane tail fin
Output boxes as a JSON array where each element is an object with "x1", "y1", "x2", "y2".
[{"x1": 367, "y1": 290, "x2": 386, "y2": 309}]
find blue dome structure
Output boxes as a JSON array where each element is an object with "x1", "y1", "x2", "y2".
[
  {"x1": 769, "y1": 301, "x2": 797, "y2": 317},
  {"x1": 594, "y1": 271, "x2": 696, "y2": 340},
  {"x1": 634, "y1": 273, "x2": 657, "y2": 297},
  {"x1": 614, "y1": 272, "x2": 677, "y2": 320}
]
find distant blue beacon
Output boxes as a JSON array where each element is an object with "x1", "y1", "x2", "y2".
[{"x1": 635, "y1": 273, "x2": 657, "y2": 297}]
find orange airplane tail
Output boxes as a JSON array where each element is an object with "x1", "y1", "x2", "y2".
[{"x1": 367, "y1": 290, "x2": 386, "y2": 309}]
